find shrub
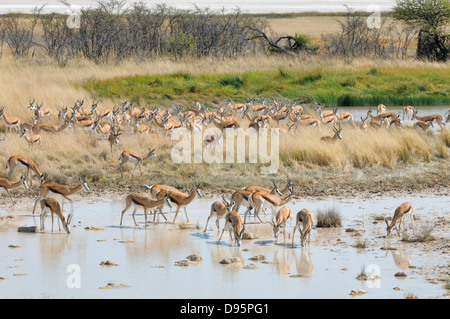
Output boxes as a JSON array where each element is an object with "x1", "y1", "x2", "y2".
[
  {"x1": 316, "y1": 207, "x2": 342, "y2": 228},
  {"x1": 401, "y1": 224, "x2": 435, "y2": 242}
]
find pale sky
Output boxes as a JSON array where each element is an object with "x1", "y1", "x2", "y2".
[{"x1": 0, "y1": 0, "x2": 397, "y2": 14}]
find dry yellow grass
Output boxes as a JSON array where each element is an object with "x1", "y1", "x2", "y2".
[
  {"x1": 1, "y1": 114, "x2": 448, "y2": 193},
  {"x1": 266, "y1": 16, "x2": 402, "y2": 38},
  {"x1": 267, "y1": 16, "x2": 346, "y2": 37}
]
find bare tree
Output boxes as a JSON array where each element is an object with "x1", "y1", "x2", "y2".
[
  {"x1": 2, "y1": 6, "x2": 43, "y2": 57},
  {"x1": 40, "y1": 13, "x2": 77, "y2": 66}
]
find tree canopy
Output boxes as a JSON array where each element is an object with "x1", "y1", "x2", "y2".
[{"x1": 393, "y1": 0, "x2": 450, "y2": 61}]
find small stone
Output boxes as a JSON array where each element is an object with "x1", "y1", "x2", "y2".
[
  {"x1": 100, "y1": 260, "x2": 118, "y2": 266},
  {"x1": 175, "y1": 260, "x2": 189, "y2": 267},
  {"x1": 356, "y1": 274, "x2": 381, "y2": 281},
  {"x1": 8, "y1": 245, "x2": 21, "y2": 249},
  {"x1": 17, "y1": 226, "x2": 37, "y2": 233},
  {"x1": 99, "y1": 282, "x2": 128, "y2": 289},
  {"x1": 85, "y1": 226, "x2": 106, "y2": 231},
  {"x1": 248, "y1": 255, "x2": 267, "y2": 262},
  {"x1": 186, "y1": 254, "x2": 202, "y2": 262},
  {"x1": 0, "y1": 215, "x2": 15, "y2": 221},
  {"x1": 350, "y1": 289, "x2": 368, "y2": 296},
  {"x1": 244, "y1": 264, "x2": 258, "y2": 269},
  {"x1": 219, "y1": 257, "x2": 241, "y2": 264},
  {"x1": 394, "y1": 272, "x2": 408, "y2": 277}
]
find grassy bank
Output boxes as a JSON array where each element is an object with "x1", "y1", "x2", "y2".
[{"x1": 83, "y1": 66, "x2": 450, "y2": 107}]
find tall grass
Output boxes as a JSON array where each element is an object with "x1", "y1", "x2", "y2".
[
  {"x1": 1, "y1": 119, "x2": 449, "y2": 192},
  {"x1": 280, "y1": 126, "x2": 449, "y2": 169}
]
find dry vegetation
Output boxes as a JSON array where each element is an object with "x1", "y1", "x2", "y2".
[{"x1": 0, "y1": 12, "x2": 448, "y2": 198}]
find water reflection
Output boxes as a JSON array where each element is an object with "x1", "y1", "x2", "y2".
[
  {"x1": 384, "y1": 242, "x2": 414, "y2": 270},
  {"x1": 272, "y1": 246, "x2": 294, "y2": 274},
  {"x1": 295, "y1": 246, "x2": 314, "y2": 278}
]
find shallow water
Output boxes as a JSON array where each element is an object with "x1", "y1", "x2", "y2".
[
  {"x1": 331, "y1": 105, "x2": 449, "y2": 123},
  {"x1": 0, "y1": 194, "x2": 448, "y2": 299}
]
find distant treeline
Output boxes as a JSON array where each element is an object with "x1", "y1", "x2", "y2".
[{"x1": 0, "y1": 1, "x2": 442, "y2": 65}]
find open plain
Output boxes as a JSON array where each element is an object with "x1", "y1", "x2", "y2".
[{"x1": 0, "y1": 8, "x2": 449, "y2": 299}]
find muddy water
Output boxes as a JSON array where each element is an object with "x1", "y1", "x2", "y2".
[{"x1": 0, "y1": 195, "x2": 448, "y2": 299}]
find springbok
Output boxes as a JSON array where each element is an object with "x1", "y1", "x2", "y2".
[
  {"x1": 403, "y1": 106, "x2": 415, "y2": 120},
  {"x1": 20, "y1": 129, "x2": 41, "y2": 147},
  {"x1": 118, "y1": 148, "x2": 156, "y2": 177},
  {"x1": 120, "y1": 191, "x2": 172, "y2": 226},
  {"x1": 217, "y1": 210, "x2": 245, "y2": 247},
  {"x1": 412, "y1": 109, "x2": 444, "y2": 129},
  {"x1": 270, "y1": 206, "x2": 293, "y2": 244},
  {"x1": 203, "y1": 195, "x2": 233, "y2": 234},
  {"x1": 155, "y1": 183, "x2": 203, "y2": 223},
  {"x1": 377, "y1": 104, "x2": 386, "y2": 114},
  {"x1": 320, "y1": 123, "x2": 342, "y2": 142},
  {"x1": 292, "y1": 208, "x2": 314, "y2": 247},
  {"x1": 0, "y1": 176, "x2": 28, "y2": 206},
  {"x1": 6, "y1": 155, "x2": 43, "y2": 187},
  {"x1": 332, "y1": 107, "x2": 354, "y2": 125},
  {"x1": 247, "y1": 184, "x2": 294, "y2": 224},
  {"x1": 415, "y1": 120, "x2": 434, "y2": 132},
  {"x1": 385, "y1": 202, "x2": 414, "y2": 237},
  {"x1": 39, "y1": 197, "x2": 72, "y2": 234},
  {"x1": 108, "y1": 127, "x2": 122, "y2": 153},
  {"x1": 31, "y1": 119, "x2": 71, "y2": 134},
  {"x1": 0, "y1": 106, "x2": 20, "y2": 133},
  {"x1": 32, "y1": 175, "x2": 90, "y2": 215}
]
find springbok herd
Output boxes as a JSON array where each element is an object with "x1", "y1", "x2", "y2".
[{"x1": 0, "y1": 99, "x2": 447, "y2": 246}]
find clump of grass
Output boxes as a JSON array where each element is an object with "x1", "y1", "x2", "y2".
[
  {"x1": 372, "y1": 214, "x2": 385, "y2": 221},
  {"x1": 278, "y1": 67, "x2": 293, "y2": 78},
  {"x1": 401, "y1": 224, "x2": 435, "y2": 242},
  {"x1": 354, "y1": 239, "x2": 368, "y2": 249},
  {"x1": 356, "y1": 265, "x2": 381, "y2": 281},
  {"x1": 177, "y1": 222, "x2": 191, "y2": 230},
  {"x1": 356, "y1": 266, "x2": 367, "y2": 279},
  {"x1": 219, "y1": 74, "x2": 245, "y2": 89},
  {"x1": 444, "y1": 276, "x2": 450, "y2": 290},
  {"x1": 367, "y1": 67, "x2": 380, "y2": 75},
  {"x1": 316, "y1": 207, "x2": 342, "y2": 228},
  {"x1": 405, "y1": 292, "x2": 419, "y2": 299},
  {"x1": 295, "y1": 71, "x2": 323, "y2": 85}
]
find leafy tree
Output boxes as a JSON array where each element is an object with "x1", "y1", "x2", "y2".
[{"x1": 393, "y1": 0, "x2": 450, "y2": 61}]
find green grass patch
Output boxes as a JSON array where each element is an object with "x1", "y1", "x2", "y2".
[{"x1": 83, "y1": 67, "x2": 450, "y2": 106}]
